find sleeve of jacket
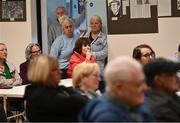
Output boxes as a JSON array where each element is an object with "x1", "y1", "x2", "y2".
[
  {"x1": 12, "y1": 68, "x2": 22, "y2": 86},
  {"x1": 67, "y1": 55, "x2": 82, "y2": 76},
  {"x1": 92, "y1": 35, "x2": 108, "y2": 61},
  {"x1": 19, "y1": 62, "x2": 28, "y2": 85}
]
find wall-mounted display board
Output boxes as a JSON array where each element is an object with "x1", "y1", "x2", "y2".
[
  {"x1": 158, "y1": 0, "x2": 180, "y2": 17},
  {"x1": 107, "y1": 0, "x2": 158, "y2": 34},
  {"x1": 0, "y1": 0, "x2": 26, "y2": 22}
]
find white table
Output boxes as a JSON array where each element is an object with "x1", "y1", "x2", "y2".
[
  {"x1": 0, "y1": 85, "x2": 26, "y2": 114},
  {"x1": 0, "y1": 79, "x2": 72, "y2": 115},
  {"x1": 59, "y1": 78, "x2": 72, "y2": 87}
]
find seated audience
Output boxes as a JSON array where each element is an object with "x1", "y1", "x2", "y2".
[
  {"x1": 144, "y1": 58, "x2": 180, "y2": 122},
  {"x1": 50, "y1": 18, "x2": 80, "y2": 79},
  {"x1": 67, "y1": 37, "x2": 96, "y2": 78},
  {"x1": 82, "y1": 15, "x2": 108, "y2": 72},
  {"x1": 24, "y1": 55, "x2": 88, "y2": 122},
  {"x1": 19, "y1": 43, "x2": 41, "y2": 85},
  {"x1": 133, "y1": 44, "x2": 155, "y2": 65},
  {"x1": 0, "y1": 43, "x2": 22, "y2": 86},
  {"x1": 79, "y1": 56, "x2": 154, "y2": 122},
  {"x1": 72, "y1": 62, "x2": 101, "y2": 99}
]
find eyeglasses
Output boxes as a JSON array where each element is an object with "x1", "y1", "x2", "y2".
[
  {"x1": 64, "y1": 25, "x2": 73, "y2": 29},
  {"x1": 142, "y1": 52, "x2": 155, "y2": 58},
  {"x1": 31, "y1": 50, "x2": 41, "y2": 54}
]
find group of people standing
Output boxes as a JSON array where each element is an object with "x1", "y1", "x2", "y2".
[{"x1": 49, "y1": 6, "x2": 107, "y2": 79}]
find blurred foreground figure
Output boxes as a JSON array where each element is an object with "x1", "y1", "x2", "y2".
[
  {"x1": 24, "y1": 55, "x2": 88, "y2": 122},
  {"x1": 144, "y1": 58, "x2": 180, "y2": 122},
  {"x1": 79, "y1": 56, "x2": 154, "y2": 122}
]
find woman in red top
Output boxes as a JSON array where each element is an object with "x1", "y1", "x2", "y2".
[{"x1": 67, "y1": 37, "x2": 96, "y2": 78}]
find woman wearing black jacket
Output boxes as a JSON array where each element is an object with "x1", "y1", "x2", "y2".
[{"x1": 24, "y1": 55, "x2": 88, "y2": 122}]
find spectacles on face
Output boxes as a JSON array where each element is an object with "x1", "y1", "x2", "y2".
[
  {"x1": 64, "y1": 25, "x2": 73, "y2": 29},
  {"x1": 31, "y1": 50, "x2": 41, "y2": 54},
  {"x1": 142, "y1": 52, "x2": 155, "y2": 58},
  {"x1": 0, "y1": 48, "x2": 7, "y2": 52}
]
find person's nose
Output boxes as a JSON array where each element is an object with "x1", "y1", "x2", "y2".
[{"x1": 142, "y1": 83, "x2": 148, "y2": 93}]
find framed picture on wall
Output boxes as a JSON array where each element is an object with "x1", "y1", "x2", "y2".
[{"x1": 0, "y1": 0, "x2": 26, "y2": 22}]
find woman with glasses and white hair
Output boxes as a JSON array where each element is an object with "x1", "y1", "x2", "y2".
[{"x1": 19, "y1": 43, "x2": 41, "y2": 85}]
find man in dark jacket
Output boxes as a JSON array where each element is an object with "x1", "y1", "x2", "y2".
[
  {"x1": 144, "y1": 58, "x2": 180, "y2": 122},
  {"x1": 79, "y1": 56, "x2": 154, "y2": 122}
]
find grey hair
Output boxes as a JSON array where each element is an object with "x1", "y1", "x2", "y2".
[
  {"x1": 62, "y1": 18, "x2": 75, "y2": 29},
  {"x1": 105, "y1": 56, "x2": 142, "y2": 87},
  {"x1": 90, "y1": 15, "x2": 102, "y2": 30},
  {"x1": 56, "y1": 6, "x2": 67, "y2": 14},
  {"x1": 25, "y1": 43, "x2": 41, "y2": 60}
]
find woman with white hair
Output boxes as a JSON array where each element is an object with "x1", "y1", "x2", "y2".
[
  {"x1": 82, "y1": 15, "x2": 108, "y2": 72},
  {"x1": 19, "y1": 43, "x2": 41, "y2": 85}
]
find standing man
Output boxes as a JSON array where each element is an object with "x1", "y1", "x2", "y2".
[
  {"x1": 50, "y1": 18, "x2": 80, "y2": 79},
  {"x1": 48, "y1": 6, "x2": 66, "y2": 53},
  {"x1": 79, "y1": 56, "x2": 154, "y2": 122},
  {"x1": 48, "y1": 5, "x2": 86, "y2": 53}
]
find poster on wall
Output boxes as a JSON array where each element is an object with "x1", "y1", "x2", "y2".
[
  {"x1": 0, "y1": 0, "x2": 26, "y2": 22},
  {"x1": 158, "y1": 0, "x2": 180, "y2": 17},
  {"x1": 106, "y1": 0, "x2": 158, "y2": 34}
]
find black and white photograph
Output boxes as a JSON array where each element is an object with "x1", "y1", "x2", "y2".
[
  {"x1": 0, "y1": 0, "x2": 26, "y2": 21},
  {"x1": 177, "y1": 0, "x2": 180, "y2": 10},
  {"x1": 158, "y1": 0, "x2": 180, "y2": 17},
  {"x1": 108, "y1": 0, "x2": 122, "y2": 21},
  {"x1": 106, "y1": 0, "x2": 158, "y2": 34}
]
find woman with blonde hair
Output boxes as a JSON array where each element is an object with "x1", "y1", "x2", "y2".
[
  {"x1": 72, "y1": 62, "x2": 101, "y2": 99},
  {"x1": 0, "y1": 43, "x2": 22, "y2": 86},
  {"x1": 24, "y1": 55, "x2": 88, "y2": 122}
]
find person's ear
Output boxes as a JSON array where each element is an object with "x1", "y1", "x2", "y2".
[
  {"x1": 154, "y1": 75, "x2": 163, "y2": 87},
  {"x1": 113, "y1": 81, "x2": 123, "y2": 95}
]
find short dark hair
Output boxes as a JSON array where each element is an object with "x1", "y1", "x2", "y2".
[
  {"x1": 132, "y1": 44, "x2": 155, "y2": 61},
  {"x1": 143, "y1": 58, "x2": 180, "y2": 87},
  {"x1": 109, "y1": 0, "x2": 120, "y2": 6},
  {"x1": 73, "y1": 37, "x2": 90, "y2": 54},
  {"x1": 178, "y1": 44, "x2": 180, "y2": 52}
]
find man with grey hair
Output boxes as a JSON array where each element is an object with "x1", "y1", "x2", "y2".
[
  {"x1": 79, "y1": 56, "x2": 154, "y2": 122},
  {"x1": 48, "y1": 6, "x2": 66, "y2": 53},
  {"x1": 50, "y1": 18, "x2": 80, "y2": 79}
]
